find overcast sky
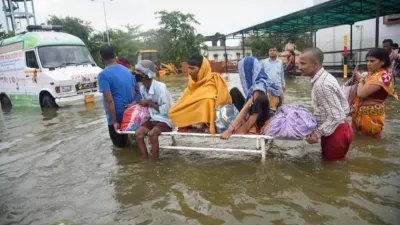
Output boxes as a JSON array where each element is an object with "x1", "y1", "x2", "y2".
[{"x1": 1, "y1": 0, "x2": 313, "y2": 44}]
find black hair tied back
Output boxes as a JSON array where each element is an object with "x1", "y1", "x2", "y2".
[{"x1": 366, "y1": 48, "x2": 391, "y2": 69}]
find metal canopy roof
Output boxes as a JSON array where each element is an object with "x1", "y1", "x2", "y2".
[{"x1": 226, "y1": 0, "x2": 400, "y2": 37}]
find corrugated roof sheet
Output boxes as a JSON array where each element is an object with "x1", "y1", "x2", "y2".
[{"x1": 227, "y1": 0, "x2": 400, "y2": 37}]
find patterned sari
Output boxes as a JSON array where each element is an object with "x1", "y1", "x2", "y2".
[{"x1": 351, "y1": 70, "x2": 399, "y2": 136}]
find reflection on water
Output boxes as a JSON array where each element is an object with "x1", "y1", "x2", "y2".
[{"x1": 0, "y1": 74, "x2": 399, "y2": 225}]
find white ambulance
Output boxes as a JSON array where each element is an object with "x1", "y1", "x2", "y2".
[{"x1": 0, "y1": 25, "x2": 102, "y2": 109}]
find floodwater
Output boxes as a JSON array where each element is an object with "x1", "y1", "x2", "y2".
[{"x1": 0, "y1": 74, "x2": 399, "y2": 225}]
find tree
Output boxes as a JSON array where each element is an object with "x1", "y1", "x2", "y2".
[
  {"x1": 0, "y1": 31, "x2": 15, "y2": 40},
  {"x1": 140, "y1": 29, "x2": 163, "y2": 51},
  {"x1": 108, "y1": 25, "x2": 142, "y2": 63},
  {"x1": 46, "y1": 16, "x2": 93, "y2": 45},
  {"x1": 45, "y1": 13, "x2": 204, "y2": 67},
  {"x1": 141, "y1": 11, "x2": 205, "y2": 65},
  {"x1": 46, "y1": 16, "x2": 142, "y2": 67},
  {"x1": 245, "y1": 34, "x2": 312, "y2": 58}
]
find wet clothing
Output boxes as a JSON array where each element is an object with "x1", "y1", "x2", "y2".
[
  {"x1": 310, "y1": 68, "x2": 352, "y2": 161},
  {"x1": 311, "y1": 68, "x2": 349, "y2": 137},
  {"x1": 233, "y1": 57, "x2": 281, "y2": 134},
  {"x1": 98, "y1": 64, "x2": 140, "y2": 125},
  {"x1": 351, "y1": 70, "x2": 398, "y2": 136},
  {"x1": 108, "y1": 125, "x2": 127, "y2": 148},
  {"x1": 140, "y1": 80, "x2": 174, "y2": 128},
  {"x1": 321, "y1": 121, "x2": 353, "y2": 161},
  {"x1": 141, "y1": 121, "x2": 172, "y2": 132}
]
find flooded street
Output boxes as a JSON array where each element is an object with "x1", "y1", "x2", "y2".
[{"x1": 1, "y1": 74, "x2": 400, "y2": 225}]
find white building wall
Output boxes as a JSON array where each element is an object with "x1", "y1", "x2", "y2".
[
  {"x1": 314, "y1": 0, "x2": 400, "y2": 66},
  {"x1": 201, "y1": 48, "x2": 252, "y2": 62},
  {"x1": 316, "y1": 17, "x2": 400, "y2": 66}
]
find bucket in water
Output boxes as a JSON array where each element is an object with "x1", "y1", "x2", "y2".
[
  {"x1": 84, "y1": 94, "x2": 94, "y2": 104},
  {"x1": 215, "y1": 103, "x2": 239, "y2": 133}
]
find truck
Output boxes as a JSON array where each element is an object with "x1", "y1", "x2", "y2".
[
  {"x1": 137, "y1": 49, "x2": 160, "y2": 67},
  {"x1": 0, "y1": 25, "x2": 102, "y2": 110},
  {"x1": 137, "y1": 50, "x2": 178, "y2": 76}
]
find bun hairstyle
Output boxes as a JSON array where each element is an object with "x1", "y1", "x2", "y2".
[{"x1": 366, "y1": 48, "x2": 391, "y2": 69}]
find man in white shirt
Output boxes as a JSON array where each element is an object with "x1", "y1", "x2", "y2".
[
  {"x1": 299, "y1": 47, "x2": 353, "y2": 161},
  {"x1": 262, "y1": 47, "x2": 286, "y2": 93}
]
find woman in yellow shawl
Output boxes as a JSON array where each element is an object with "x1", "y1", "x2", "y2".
[
  {"x1": 352, "y1": 48, "x2": 398, "y2": 137},
  {"x1": 168, "y1": 56, "x2": 232, "y2": 134}
]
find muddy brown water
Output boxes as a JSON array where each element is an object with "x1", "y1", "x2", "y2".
[{"x1": 0, "y1": 74, "x2": 399, "y2": 225}]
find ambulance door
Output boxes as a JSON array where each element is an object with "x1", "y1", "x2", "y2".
[{"x1": 24, "y1": 50, "x2": 41, "y2": 99}]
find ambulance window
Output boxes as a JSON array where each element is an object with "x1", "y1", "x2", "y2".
[{"x1": 26, "y1": 51, "x2": 39, "y2": 69}]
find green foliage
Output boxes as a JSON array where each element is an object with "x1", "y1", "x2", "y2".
[
  {"x1": 108, "y1": 25, "x2": 142, "y2": 64},
  {"x1": 45, "y1": 13, "x2": 204, "y2": 67},
  {"x1": 245, "y1": 34, "x2": 312, "y2": 58},
  {"x1": 0, "y1": 30, "x2": 15, "y2": 40},
  {"x1": 46, "y1": 16, "x2": 142, "y2": 67},
  {"x1": 46, "y1": 16, "x2": 93, "y2": 45},
  {"x1": 141, "y1": 11, "x2": 205, "y2": 65}
]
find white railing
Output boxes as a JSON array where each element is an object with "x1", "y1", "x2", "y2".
[{"x1": 118, "y1": 131, "x2": 274, "y2": 159}]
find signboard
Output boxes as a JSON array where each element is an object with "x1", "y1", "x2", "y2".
[
  {"x1": 0, "y1": 50, "x2": 25, "y2": 74},
  {"x1": 0, "y1": 42, "x2": 23, "y2": 54}
]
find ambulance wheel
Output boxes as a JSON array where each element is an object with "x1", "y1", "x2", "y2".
[
  {"x1": 0, "y1": 94, "x2": 12, "y2": 111},
  {"x1": 40, "y1": 93, "x2": 58, "y2": 108}
]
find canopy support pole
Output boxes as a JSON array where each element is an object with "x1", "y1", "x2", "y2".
[
  {"x1": 350, "y1": 24, "x2": 353, "y2": 63},
  {"x1": 310, "y1": 15, "x2": 314, "y2": 47},
  {"x1": 224, "y1": 37, "x2": 228, "y2": 74},
  {"x1": 241, "y1": 33, "x2": 245, "y2": 58},
  {"x1": 314, "y1": 31, "x2": 317, "y2": 47},
  {"x1": 375, "y1": 0, "x2": 380, "y2": 47}
]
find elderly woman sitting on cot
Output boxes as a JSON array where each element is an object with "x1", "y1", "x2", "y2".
[{"x1": 221, "y1": 56, "x2": 281, "y2": 140}]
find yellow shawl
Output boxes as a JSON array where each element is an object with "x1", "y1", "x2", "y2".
[{"x1": 168, "y1": 57, "x2": 232, "y2": 134}]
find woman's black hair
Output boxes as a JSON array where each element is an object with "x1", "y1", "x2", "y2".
[
  {"x1": 290, "y1": 50, "x2": 295, "y2": 56},
  {"x1": 187, "y1": 55, "x2": 203, "y2": 68},
  {"x1": 366, "y1": 48, "x2": 391, "y2": 69}
]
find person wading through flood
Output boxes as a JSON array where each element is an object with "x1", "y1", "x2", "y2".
[
  {"x1": 98, "y1": 45, "x2": 141, "y2": 148},
  {"x1": 351, "y1": 48, "x2": 399, "y2": 137},
  {"x1": 134, "y1": 60, "x2": 174, "y2": 160},
  {"x1": 299, "y1": 47, "x2": 353, "y2": 161}
]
